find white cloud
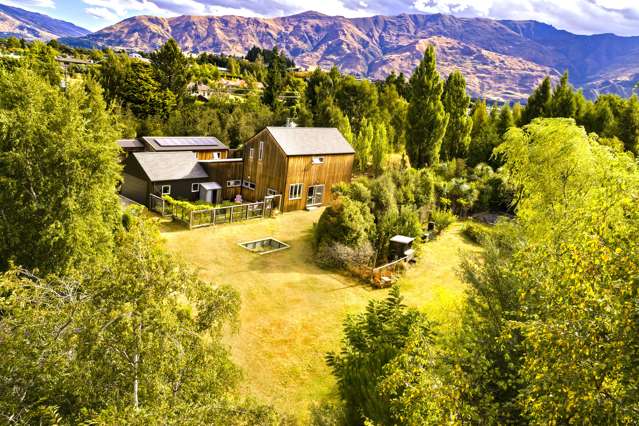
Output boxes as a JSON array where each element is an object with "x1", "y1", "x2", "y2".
[{"x1": 5, "y1": 0, "x2": 55, "y2": 8}]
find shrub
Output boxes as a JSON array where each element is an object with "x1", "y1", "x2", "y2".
[
  {"x1": 461, "y1": 222, "x2": 489, "y2": 244},
  {"x1": 313, "y1": 197, "x2": 375, "y2": 249},
  {"x1": 315, "y1": 240, "x2": 374, "y2": 272},
  {"x1": 430, "y1": 208, "x2": 456, "y2": 233}
]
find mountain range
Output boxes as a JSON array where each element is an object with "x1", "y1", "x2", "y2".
[
  {"x1": 0, "y1": 3, "x2": 88, "y2": 40},
  {"x1": 3, "y1": 4, "x2": 639, "y2": 101}
]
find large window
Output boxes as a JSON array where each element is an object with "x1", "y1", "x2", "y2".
[
  {"x1": 288, "y1": 183, "x2": 303, "y2": 200},
  {"x1": 259, "y1": 141, "x2": 264, "y2": 160},
  {"x1": 161, "y1": 185, "x2": 171, "y2": 195},
  {"x1": 227, "y1": 179, "x2": 241, "y2": 187},
  {"x1": 191, "y1": 183, "x2": 200, "y2": 192}
]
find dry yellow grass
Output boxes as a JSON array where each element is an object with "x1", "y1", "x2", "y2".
[{"x1": 160, "y1": 209, "x2": 478, "y2": 419}]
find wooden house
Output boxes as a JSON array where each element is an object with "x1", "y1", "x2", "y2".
[
  {"x1": 241, "y1": 127, "x2": 355, "y2": 211},
  {"x1": 118, "y1": 127, "x2": 354, "y2": 211}
]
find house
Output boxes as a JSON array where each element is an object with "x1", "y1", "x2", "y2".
[
  {"x1": 240, "y1": 127, "x2": 355, "y2": 211},
  {"x1": 120, "y1": 151, "x2": 229, "y2": 205},
  {"x1": 118, "y1": 127, "x2": 354, "y2": 212}
]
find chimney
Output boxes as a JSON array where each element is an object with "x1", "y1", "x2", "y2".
[{"x1": 285, "y1": 118, "x2": 298, "y2": 128}]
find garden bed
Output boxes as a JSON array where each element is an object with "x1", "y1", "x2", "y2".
[{"x1": 239, "y1": 237, "x2": 290, "y2": 255}]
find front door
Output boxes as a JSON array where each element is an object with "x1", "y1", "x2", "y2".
[{"x1": 307, "y1": 185, "x2": 325, "y2": 207}]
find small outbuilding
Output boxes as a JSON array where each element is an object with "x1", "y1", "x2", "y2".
[{"x1": 390, "y1": 235, "x2": 415, "y2": 261}]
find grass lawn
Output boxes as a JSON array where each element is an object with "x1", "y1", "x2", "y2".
[{"x1": 160, "y1": 209, "x2": 479, "y2": 419}]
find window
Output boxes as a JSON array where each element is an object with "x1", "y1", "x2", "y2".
[
  {"x1": 249, "y1": 147, "x2": 254, "y2": 160},
  {"x1": 243, "y1": 180, "x2": 256, "y2": 190},
  {"x1": 161, "y1": 185, "x2": 171, "y2": 195},
  {"x1": 227, "y1": 179, "x2": 241, "y2": 187},
  {"x1": 266, "y1": 188, "x2": 277, "y2": 196},
  {"x1": 191, "y1": 183, "x2": 200, "y2": 192},
  {"x1": 259, "y1": 141, "x2": 264, "y2": 160},
  {"x1": 312, "y1": 156, "x2": 325, "y2": 164},
  {"x1": 213, "y1": 151, "x2": 221, "y2": 159},
  {"x1": 288, "y1": 183, "x2": 303, "y2": 200}
]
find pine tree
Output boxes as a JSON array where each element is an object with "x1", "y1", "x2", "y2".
[
  {"x1": 149, "y1": 39, "x2": 189, "y2": 98},
  {"x1": 406, "y1": 46, "x2": 449, "y2": 167},
  {"x1": 521, "y1": 77, "x2": 552, "y2": 125},
  {"x1": 262, "y1": 47, "x2": 287, "y2": 107},
  {"x1": 551, "y1": 71, "x2": 577, "y2": 118},
  {"x1": 441, "y1": 70, "x2": 472, "y2": 160}
]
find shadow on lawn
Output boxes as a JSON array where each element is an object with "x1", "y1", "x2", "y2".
[{"x1": 241, "y1": 229, "x2": 375, "y2": 293}]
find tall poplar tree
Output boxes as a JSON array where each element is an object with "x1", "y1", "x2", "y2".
[
  {"x1": 441, "y1": 71, "x2": 472, "y2": 160},
  {"x1": 353, "y1": 117, "x2": 373, "y2": 172},
  {"x1": 406, "y1": 46, "x2": 449, "y2": 167},
  {"x1": 372, "y1": 122, "x2": 389, "y2": 175}
]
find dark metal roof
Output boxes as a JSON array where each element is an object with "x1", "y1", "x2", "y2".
[
  {"x1": 133, "y1": 152, "x2": 208, "y2": 182},
  {"x1": 266, "y1": 127, "x2": 355, "y2": 156},
  {"x1": 141, "y1": 136, "x2": 228, "y2": 152},
  {"x1": 117, "y1": 139, "x2": 144, "y2": 150}
]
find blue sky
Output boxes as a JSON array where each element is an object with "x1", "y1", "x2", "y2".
[{"x1": 10, "y1": 0, "x2": 639, "y2": 36}]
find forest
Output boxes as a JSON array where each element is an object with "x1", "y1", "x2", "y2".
[{"x1": 0, "y1": 36, "x2": 638, "y2": 424}]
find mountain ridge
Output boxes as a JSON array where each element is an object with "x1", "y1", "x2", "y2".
[
  {"x1": 7, "y1": 7, "x2": 638, "y2": 101},
  {"x1": 0, "y1": 3, "x2": 89, "y2": 40}
]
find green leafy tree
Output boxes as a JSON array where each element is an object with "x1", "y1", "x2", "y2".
[
  {"x1": 0, "y1": 213, "x2": 250, "y2": 423},
  {"x1": 313, "y1": 197, "x2": 375, "y2": 249},
  {"x1": 441, "y1": 71, "x2": 472, "y2": 160},
  {"x1": 327, "y1": 286, "x2": 434, "y2": 425},
  {"x1": 0, "y1": 68, "x2": 121, "y2": 275},
  {"x1": 406, "y1": 46, "x2": 449, "y2": 167}
]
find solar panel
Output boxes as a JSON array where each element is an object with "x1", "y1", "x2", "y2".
[{"x1": 154, "y1": 137, "x2": 220, "y2": 147}]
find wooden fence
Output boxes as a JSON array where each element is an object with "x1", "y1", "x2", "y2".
[
  {"x1": 150, "y1": 194, "x2": 282, "y2": 229},
  {"x1": 370, "y1": 256, "x2": 408, "y2": 288}
]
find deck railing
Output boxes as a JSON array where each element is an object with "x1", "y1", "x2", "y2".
[{"x1": 154, "y1": 194, "x2": 283, "y2": 229}]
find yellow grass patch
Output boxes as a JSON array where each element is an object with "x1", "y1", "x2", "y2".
[{"x1": 160, "y1": 209, "x2": 479, "y2": 419}]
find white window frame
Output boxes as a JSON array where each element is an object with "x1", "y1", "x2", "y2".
[
  {"x1": 288, "y1": 183, "x2": 303, "y2": 200},
  {"x1": 227, "y1": 179, "x2": 241, "y2": 187},
  {"x1": 249, "y1": 147, "x2": 254, "y2": 160},
  {"x1": 212, "y1": 151, "x2": 221, "y2": 159},
  {"x1": 191, "y1": 183, "x2": 200, "y2": 193},
  {"x1": 312, "y1": 156, "x2": 325, "y2": 164},
  {"x1": 161, "y1": 185, "x2": 171, "y2": 195},
  {"x1": 243, "y1": 180, "x2": 256, "y2": 190},
  {"x1": 266, "y1": 188, "x2": 277, "y2": 196},
  {"x1": 259, "y1": 141, "x2": 264, "y2": 160}
]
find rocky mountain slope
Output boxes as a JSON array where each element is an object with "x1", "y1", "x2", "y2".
[
  {"x1": 58, "y1": 11, "x2": 639, "y2": 100},
  {"x1": 0, "y1": 3, "x2": 88, "y2": 40}
]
